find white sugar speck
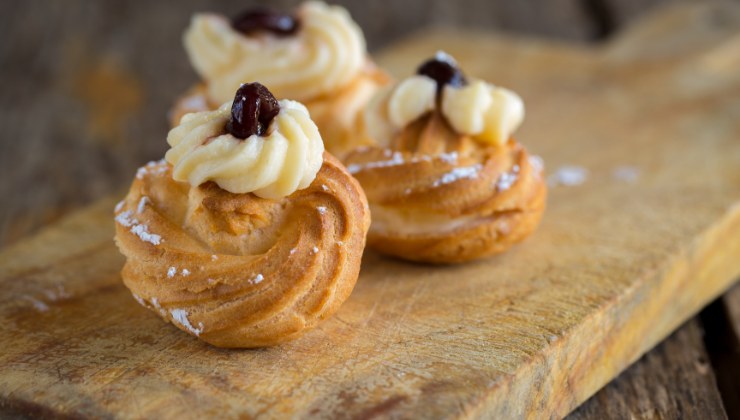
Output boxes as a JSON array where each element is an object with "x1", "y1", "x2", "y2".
[
  {"x1": 496, "y1": 165, "x2": 520, "y2": 192},
  {"x1": 290, "y1": 248, "x2": 297, "y2": 255},
  {"x1": 433, "y1": 164, "x2": 483, "y2": 187},
  {"x1": 116, "y1": 210, "x2": 162, "y2": 245},
  {"x1": 151, "y1": 297, "x2": 167, "y2": 316},
  {"x1": 312, "y1": 246, "x2": 319, "y2": 254},
  {"x1": 181, "y1": 268, "x2": 190, "y2": 277},
  {"x1": 43, "y1": 285, "x2": 70, "y2": 301},
  {"x1": 207, "y1": 278, "x2": 216, "y2": 285},
  {"x1": 167, "y1": 267, "x2": 177, "y2": 278},
  {"x1": 136, "y1": 159, "x2": 168, "y2": 179},
  {"x1": 529, "y1": 155, "x2": 544, "y2": 173},
  {"x1": 137, "y1": 196, "x2": 151, "y2": 214},
  {"x1": 321, "y1": 184, "x2": 330, "y2": 192},
  {"x1": 438, "y1": 151, "x2": 458, "y2": 164},
  {"x1": 170, "y1": 309, "x2": 203, "y2": 336},
  {"x1": 347, "y1": 151, "x2": 443, "y2": 174},
  {"x1": 404, "y1": 188, "x2": 412, "y2": 195},
  {"x1": 317, "y1": 206, "x2": 327, "y2": 214},
  {"x1": 115, "y1": 211, "x2": 135, "y2": 227},
  {"x1": 348, "y1": 152, "x2": 404, "y2": 174},
  {"x1": 211, "y1": 254, "x2": 218, "y2": 261},
  {"x1": 548, "y1": 166, "x2": 588, "y2": 187},
  {"x1": 114, "y1": 200, "x2": 125, "y2": 213},
  {"x1": 250, "y1": 273, "x2": 264, "y2": 284},
  {"x1": 337, "y1": 241, "x2": 344, "y2": 246},
  {"x1": 132, "y1": 294, "x2": 146, "y2": 307},
  {"x1": 25, "y1": 296, "x2": 49, "y2": 312},
  {"x1": 612, "y1": 166, "x2": 639, "y2": 183},
  {"x1": 130, "y1": 224, "x2": 162, "y2": 245}
]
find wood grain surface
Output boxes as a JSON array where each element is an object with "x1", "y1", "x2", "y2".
[
  {"x1": 0, "y1": 1, "x2": 740, "y2": 418},
  {"x1": 1, "y1": 3, "x2": 739, "y2": 418}
]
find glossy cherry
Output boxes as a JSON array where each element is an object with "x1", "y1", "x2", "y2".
[
  {"x1": 226, "y1": 82, "x2": 280, "y2": 139},
  {"x1": 231, "y1": 8, "x2": 299, "y2": 36},
  {"x1": 416, "y1": 54, "x2": 467, "y2": 93}
]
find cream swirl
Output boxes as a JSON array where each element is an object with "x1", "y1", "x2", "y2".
[
  {"x1": 184, "y1": 1, "x2": 366, "y2": 104},
  {"x1": 364, "y1": 73, "x2": 525, "y2": 147},
  {"x1": 165, "y1": 100, "x2": 324, "y2": 199}
]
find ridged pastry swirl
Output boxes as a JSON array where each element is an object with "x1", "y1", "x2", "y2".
[
  {"x1": 185, "y1": 1, "x2": 365, "y2": 104},
  {"x1": 114, "y1": 155, "x2": 370, "y2": 347},
  {"x1": 345, "y1": 113, "x2": 546, "y2": 263}
]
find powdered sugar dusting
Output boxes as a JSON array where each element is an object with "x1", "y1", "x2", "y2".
[
  {"x1": 347, "y1": 151, "x2": 447, "y2": 174},
  {"x1": 529, "y1": 155, "x2": 544, "y2": 174},
  {"x1": 24, "y1": 296, "x2": 50, "y2": 312},
  {"x1": 137, "y1": 196, "x2": 151, "y2": 214},
  {"x1": 136, "y1": 159, "x2": 168, "y2": 180},
  {"x1": 151, "y1": 297, "x2": 167, "y2": 317},
  {"x1": 438, "y1": 151, "x2": 459, "y2": 164},
  {"x1": 167, "y1": 267, "x2": 177, "y2": 278},
  {"x1": 43, "y1": 285, "x2": 70, "y2": 301},
  {"x1": 312, "y1": 246, "x2": 319, "y2": 254},
  {"x1": 496, "y1": 165, "x2": 519, "y2": 192},
  {"x1": 348, "y1": 152, "x2": 405, "y2": 174},
  {"x1": 433, "y1": 164, "x2": 483, "y2": 187},
  {"x1": 116, "y1": 210, "x2": 162, "y2": 245},
  {"x1": 181, "y1": 268, "x2": 190, "y2": 277},
  {"x1": 290, "y1": 248, "x2": 297, "y2": 255},
  {"x1": 321, "y1": 184, "x2": 330, "y2": 192},
  {"x1": 548, "y1": 166, "x2": 588, "y2": 187},
  {"x1": 317, "y1": 206, "x2": 327, "y2": 214},
  {"x1": 170, "y1": 308, "x2": 203, "y2": 336},
  {"x1": 249, "y1": 273, "x2": 264, "y2": 285},
  {"x1": 612, "y1": 166, "x2": 639, "y2": 183},
  {"x1": 130, "y1": 224, "x2": 162, "y2": 245},
  {"x1": 211, "y1": 255, "x2": 218, "y2": 261},
  {"x1": 132, "y1": 294, "x2": 146, "y2": 307},
  {"x1": 114, "y1": 200, "x2": 125, "y2": 213}
]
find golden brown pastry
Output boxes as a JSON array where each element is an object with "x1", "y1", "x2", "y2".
[
  {"x1": 344, "y1": 52, "x2": 546, "y2": 264},
  {"x1": 169, "y1": 1, "x2": 390, "y2": 158},
  {"x1": 115, "y1": 83, "x2": 370, "y2": 347}
]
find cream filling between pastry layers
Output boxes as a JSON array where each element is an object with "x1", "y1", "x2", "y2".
[
  {"x1": 165, "y1": 100, "x2": 324, "y2": 199},
  {"x1": 364, "y1": 75, "x2": 524, "y2": 146},
  {"x1": 184, "y1": 1, "x2": 366, "y2": 104}
]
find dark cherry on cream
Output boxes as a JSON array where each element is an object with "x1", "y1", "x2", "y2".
[
  {"x1": 417, "y1": 54, "x2": 467, "y2": 94},
  {"x1": 227, "y1": 83, "x2": 280, "y2": 139},
  {"x1": 231, "y1": 8, "x2": 300, "y2": 36}
]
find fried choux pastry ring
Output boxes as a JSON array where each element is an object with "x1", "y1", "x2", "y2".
[
  {"x1": 345, "y1": 52, "x2": 547, "y2": 264},
  {"x1": 115, "y1": 83, "x2": 370, "y2": 347}
]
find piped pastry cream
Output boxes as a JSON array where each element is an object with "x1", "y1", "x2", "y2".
[
  {"x1": 170, "y1": 1, "x2": 390, "y2": 158},
  {"x1": 364, "y1": 52, "x2": 525, "y2": 148},
  {"x1": 166, "y1": 85, "x2": 324, "y2": 199},
  {"x1": 346, "y1": 53, "x2": 546, "y2": 264},
  {"x1": 115, "y1": 83, "x2": 370, "y2": 347}
]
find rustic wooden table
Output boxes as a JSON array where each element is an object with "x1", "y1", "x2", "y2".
[{"x1": 1, "y1": 1, "x2": 738, "y2": 418}]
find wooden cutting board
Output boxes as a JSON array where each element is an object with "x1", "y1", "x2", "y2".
[{"x1": 2, "y1": 4, "x2": 740, "y2": 418}]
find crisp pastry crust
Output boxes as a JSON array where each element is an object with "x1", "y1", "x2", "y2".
[
  {"x1": 169, "y1": 64, "x2": 389, "y2": 158},
  {"x1": 114, "y1": 153, "x2": 370, "y2": 347},
  {"x1": 344, "y1": 113, "x2": 546, "y2": 264}
]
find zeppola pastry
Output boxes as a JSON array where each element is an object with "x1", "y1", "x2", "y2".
[
  {"x1": 170, "y1": 1, "x2": 389, "y2": 158},
  {"x1": 115, "y1": 83, "x2": 370, "y2": 347},
  {"x1": 345, "y1": 52, "x2": 547, "y2": 264}
]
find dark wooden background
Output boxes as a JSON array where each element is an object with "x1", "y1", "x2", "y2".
[{"x1": 1, "y1": 0, "x2": 738, "y2": 418}]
